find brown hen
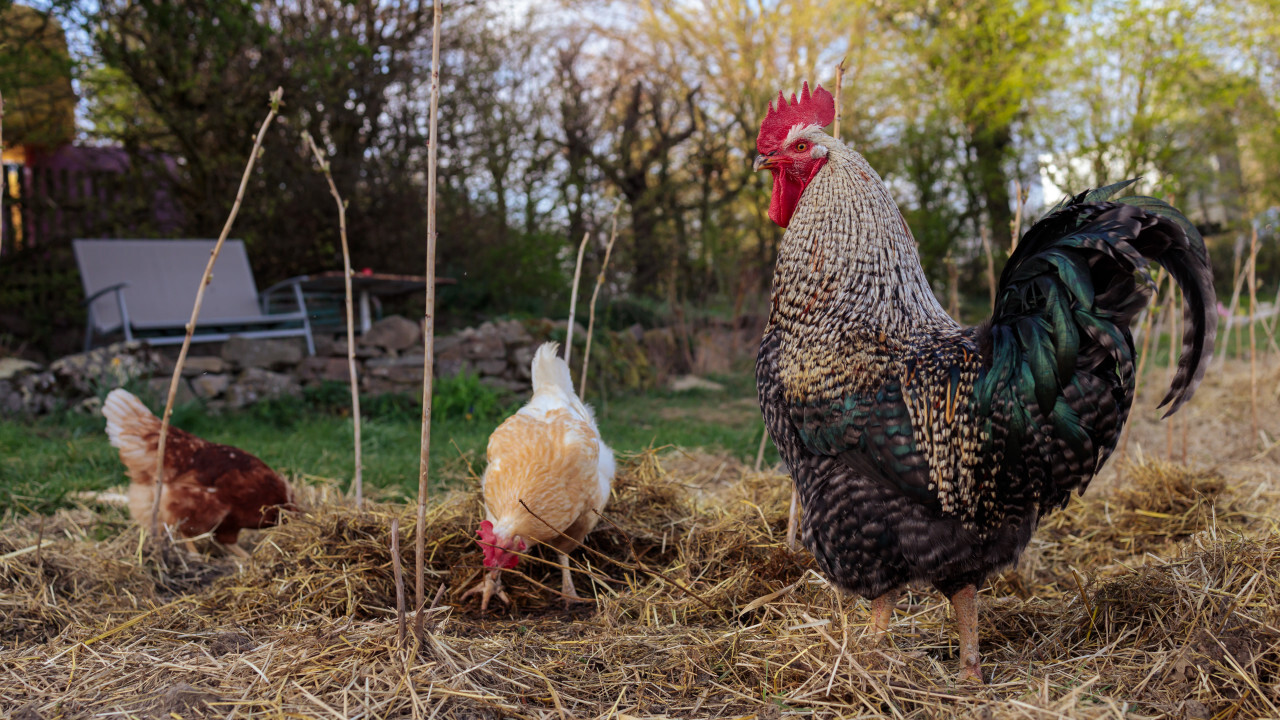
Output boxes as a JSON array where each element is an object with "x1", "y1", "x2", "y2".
[{"x1": 102, "y1": 388, "x2": 294, "y2": 557}]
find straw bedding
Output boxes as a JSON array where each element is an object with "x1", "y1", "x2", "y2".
[{"x1": 2, "y1": 367, "x2": 1278, "y2": 719}]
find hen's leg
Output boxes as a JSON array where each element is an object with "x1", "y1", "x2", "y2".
[
  {"x1": 949, "y1": 584, "x2": 983, "y2": 683},
  {"x1": 558, "y1": 552, "x2": 589, "y2": 606},
  {"x1": 869, "y1": 591, "x2": 897, "y2": 638},
  {"x1": 226, "y1": 543, "x2": 252, "y2": 560},
  {"x1": 785, "y1": 487, "x2": 800, "y2": 551}
]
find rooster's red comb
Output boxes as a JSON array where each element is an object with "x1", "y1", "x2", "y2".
[{"x1": 757, "y1": 82, "x2": 835, "y2": 154}]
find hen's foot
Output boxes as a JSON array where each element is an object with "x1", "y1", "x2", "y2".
[{"x1": 461, "y1": 572, "x2": 509, "y2": 612}]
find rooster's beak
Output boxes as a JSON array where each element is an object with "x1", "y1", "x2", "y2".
[{"x1": 753, "y1": 154, "x2": 777, "y2": 172}]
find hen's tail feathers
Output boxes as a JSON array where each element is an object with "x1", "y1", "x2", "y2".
[
  {"x1": 102, "y1": 388, "x2": 160, "y2": 471},
  {"x1": 1004, "y1": 180, "x2": 1217, "y2": 417},
  {"x1": 530, "y1": 341, "x2": 598, "y2": 421},
  {"x1": 531, "y1": 342, "x2": 575, "y2": 396}
]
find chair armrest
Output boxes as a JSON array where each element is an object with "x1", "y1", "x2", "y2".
[
  {"x1": 82, "y1": 283, "x2": 128, "y2": 306},
  {"x1": 260, "y1": 275, "x2": 309, "y2": 314}
]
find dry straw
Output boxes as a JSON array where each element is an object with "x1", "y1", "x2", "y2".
[
  {"x1": 148, "y1": 87, "x2": 283, "y2": 546},
  {"x1": 3, "y1": 387, "x2": 1279, "y2": 719},
  {"x1": 303, "y1": 130, "x2": 363, "y2": 507}
]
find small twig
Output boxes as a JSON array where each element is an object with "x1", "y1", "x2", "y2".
[
  {"x1": 580, "y1": 203, "x2": 621, "y2": 399},
  {"x1": 416, "y1": 0, "x2": 444, "y2": 616},
  {"x1": 391, "y1": 517, "x2": 406, "y2": 646},
  {"x1": 564, "y1": 231, "x2": 590, "y2": 366},
  {"x1": 303, "y1": 131, "x2": 362, "y2": 508},
  {"x1": 148, "y1": 87, "x2": 283, "y2": 547}
]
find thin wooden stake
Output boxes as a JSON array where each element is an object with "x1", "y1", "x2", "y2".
[
  {"x1": 149, "y1": 88, "x2": 283, "y2": 546},
  {"x1": 980, "y1": 223, "x2": 996, "y2": 308},
  {"x1": 1010, "y1": 179, "x2": 1026, "y2": 251},
  {"x1": 1114, "y1": 271, "x2": 1166, "y2": 466},
  {"x1": 391, "y1": 517, "x2": 406, "y2": 646},
  {"x1": 754, "y1": 427, "x2": 769, "y2": 472},
  {"x1": 1165, "y1": 285, "x2": 1179, "y2": 460},
  {"x1": 304, "y1": 131, "x2": 362, "y2": 508},
  {"x1": 564, "y1": 231, "x2": 590, "y2": 366},
  {"x1": 1248, "y1": 223, "x2": 1260, "y2": 440},
  {"x1": 1218, "y1": 236, "x2": 1248, "y2": 365},
  {"x1": 833, "y1": 57, "x2": 846, "y2": 140},
  {"x1": 416, "y1": 0, "x2": 443, "y2": 613},
  {"x1": 580, "y1": 206, "x2": 621, "y2": 399}
]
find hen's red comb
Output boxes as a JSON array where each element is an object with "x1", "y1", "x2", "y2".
[{"x1": 757, "y1": 82, "x2": 835, "y2": 154}]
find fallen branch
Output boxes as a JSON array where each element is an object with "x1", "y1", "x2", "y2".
[{"x1": 149, "y1": 88, "x2": 283, "y2": 546}]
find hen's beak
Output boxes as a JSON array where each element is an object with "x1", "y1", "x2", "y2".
[{"x1": 753, "y1": 154, "x2": 777, "y2": 172}]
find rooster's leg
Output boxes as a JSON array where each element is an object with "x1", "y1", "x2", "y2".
[
  {"x1": 558, "y1": 552, "x2": 589, "y2": 606},
  {"x1": 869, "y1": 591, "x2": 897, "y2": 639},
  {"x1": 949, "y1": 584, "x2": 984, "y2": 683},
  {"x1": 785, "y1": 486, "x2": 800, "y2": 551}
]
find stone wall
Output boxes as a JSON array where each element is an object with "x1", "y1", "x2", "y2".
[{"x1": 3, "y1": 313, "x2": 757, "y2": 416}]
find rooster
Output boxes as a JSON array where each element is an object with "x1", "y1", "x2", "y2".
[
  {"x1": 102, "y1": 388, "x2": 294, "y2": 558},
  {"x1": 462, "y1": 342, "x2": 615, "y2": 611},
  {"x1": 753, "y1": 83, "x2": 1215, "y2": 682}
]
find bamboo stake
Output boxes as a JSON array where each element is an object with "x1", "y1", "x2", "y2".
[
  {"x1": 303, "y1": 131, "x2": 362, "y2": 508},
  {"x1": 1218, "y1": 237, "x2": 1248, "y2": 365},
  {"x1": 1165, "y1": 285, "x2": 1179, "y2": 460},
  {"x1": 148, "y1": 88, "x2": 282, "y2": 545},
  {"x1": 1266, "y1": 282, "x2": 1280, "y2": 361},
  {"x1": 580, "y1": 206, "x2": 621, "y2": 400},
  {"x1": 1010, "y1": 179, "x2": 1025, "y2": 252},
  {"x1": 564, "y1": 231, "x2": 590, "y2": 366},
  {"x1": 833, "y1": 57, "x2": 846, "y2": 140},
  {"x1": 392, "y1": 517, "x2": 406, "y2": 646},
  {"x1": 416, "y1": 0, "x2": 443, "y2": 614},
  {"x1": 980, "y1": 223, "x2": 996, "y2": 308},
  {"x1": 1248, "y1": 223, "x2": 1259, "y2": 440},
  {"x1": 1114, "y1": 271, "x2": 1165, "y2": 466}
]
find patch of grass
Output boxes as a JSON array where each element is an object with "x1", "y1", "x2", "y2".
[{"x1": 0, "y1": 371, "x2": 773, "y2": 517}]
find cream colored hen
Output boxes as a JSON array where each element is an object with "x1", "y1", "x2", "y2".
[{"x1": 462, "y1": 342, "x2": 615, "y2": 611}]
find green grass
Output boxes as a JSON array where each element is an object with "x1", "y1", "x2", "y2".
[{"x1": 0, "y1": 371, "x2": 775, "y2": 517}]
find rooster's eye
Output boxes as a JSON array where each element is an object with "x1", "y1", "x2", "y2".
[{"x1": 795, "y1": 142, "x2": 808, "y2": 152}]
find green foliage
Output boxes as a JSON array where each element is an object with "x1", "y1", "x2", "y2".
[{"x1": 431, "y1": 372, "x2": 511, "y2": 425}]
